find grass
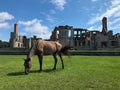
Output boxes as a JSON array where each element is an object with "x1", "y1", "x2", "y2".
[{"x1": 0, "y1": 55, "x2": 120, "y2": 90}]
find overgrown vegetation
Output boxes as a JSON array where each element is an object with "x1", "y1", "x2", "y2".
[{"x1": 0, "y1": 55, "x2": 120, "y2": 90}]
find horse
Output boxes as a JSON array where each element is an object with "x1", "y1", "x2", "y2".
[{"x1": 24, "y1": 39, "x2": 71, "y2": 74}]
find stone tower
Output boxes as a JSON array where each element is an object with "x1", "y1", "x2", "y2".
[
  {"x1": 10, "y1": 23, "x2": 19, "y2": 48},
  {"x1": 50, "y1": 27, "x2": 59, "y2": 41},
  {"x1": 102, "y1": 17, "x2": 107, "y2": 35},
  {"x1": 14, "y1": 23, "x2": 18, "y2": 34}
]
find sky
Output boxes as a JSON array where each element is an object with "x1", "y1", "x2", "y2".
[{"x1": 0, "y1": 0, "x2": 120, "y2": 41}]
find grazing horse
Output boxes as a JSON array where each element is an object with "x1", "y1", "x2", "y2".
[{"x1": 24, "y1": 40, "x2": 71, "y2": 74}]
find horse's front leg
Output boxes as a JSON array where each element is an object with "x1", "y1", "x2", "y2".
[
  {"x1": 38, "y1": 53, "x2": 43, "y2": 72},
  {"x1": 53, "y1": 52, "x2": 57, "y2": 70}
]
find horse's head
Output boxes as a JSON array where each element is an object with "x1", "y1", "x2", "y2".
[{"x1": 24, "y1": 58, "x2": 32, "y2": 75}]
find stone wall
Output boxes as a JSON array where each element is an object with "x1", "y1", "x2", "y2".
[
  {"x1": 0, "y1": 48, "x2": 28, "y2": 55},
  {"x1": 0, "y1": 48, "x2": 120, "y2": 55}
]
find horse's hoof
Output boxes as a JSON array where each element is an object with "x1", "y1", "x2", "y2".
[
  {"x1": 39, "y1": 70, "x2": 42, "y2": 73},
  {"x1": 25, "y1": 73, "x2": 28, "y2": 75},
  {"x1": 52, "y1": 68, "x2": 56, "y2": 71}
]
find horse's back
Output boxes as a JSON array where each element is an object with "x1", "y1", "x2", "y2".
[{"x1": 36, "y1": 40, "x2": 62, "y2": 54}]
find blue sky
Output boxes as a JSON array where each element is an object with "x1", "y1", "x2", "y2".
[{"x1": 0, "y1": 0, "x2": 120, "y2": 41}]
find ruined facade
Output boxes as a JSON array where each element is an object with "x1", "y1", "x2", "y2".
[
  {"x1": 9, "y1": 17, "x2": 120, "y2": 50},
  {"x1": 9, "y1": 24, "x2": 41, "y2": 48},
  {"x1": 50, "y1": 26, "x2": 74, "y2": 46},
  {"x1": 50, "y1": 17, "x2": 120, "y2": 50}
]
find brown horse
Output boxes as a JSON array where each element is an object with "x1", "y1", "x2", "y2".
[{"x1": 24, "y1": 40, "x2": 71, "y2": 74}]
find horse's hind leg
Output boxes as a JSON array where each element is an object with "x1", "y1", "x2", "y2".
[
  {"x1": 53, "y1": 52, "x2": 57, "y2": 70},
  {"x1": 58, "y1": 52, "x2": 64, "y2": 69},
  {"x1": 38, "y1": 53, "x2": 43, "y2": 72}
]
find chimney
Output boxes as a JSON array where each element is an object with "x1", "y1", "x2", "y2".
[
  {"x1": 14, "y1": 23, "x2": 18, "y2": 34},
  {"x1": 102, "y1": 17, "x2": 107, "y2": 35}
]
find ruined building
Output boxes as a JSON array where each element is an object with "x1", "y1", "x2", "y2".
[
  {"x1": 9, "y1": 23, "x2": 41, "y2": 48},
  {"x1": 9, "y1": 17, "x2": 120, "y2": 50},
  {"x1": 50, "y1": 17, "x2": 120, "y2": 50}
]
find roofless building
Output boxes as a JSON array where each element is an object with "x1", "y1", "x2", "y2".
[{"x1": 50, "y1": 17, "x2": 120, "y2": 50}]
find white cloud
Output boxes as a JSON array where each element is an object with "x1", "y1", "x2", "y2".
[
  {"x1": 50, "y1": 0, "x2": 66, "y2": 11},
  {"x1": 0, "y1": 22, "x2": 11, "y2": 29},
  {"x1": 19, "y1": 32, "x2": 27, "y2": 36},
  {"x1": 113, "y1": 11, "x2": 120, "y2": 17},
  {"x1": 88, "y1": 25, "x2": 101, "y2": 31},
  {"x1": 88, "y1": 26, "x2": 96, "y2": 30},
  {"x1": 109, "y1": 18, "x2": 120, "y2": 26},
  {"x1": 0, "y1": 12, "x2": 14, "y2": 22},
  {"x1": 41, "y1": 12, "x2": 57, "y2": 23},
  {"x1": 18, "y1": 19, "x2": 41, "y2": 26},
  {"x1": 111, "y1": 0, "x2": 120, "y2": 7},
  {"x1": 87, "y1": 0, "x2": 120, "y2": 33},
  {"x1": 46, "y1": 15, "x2": 56, "y2": 23},
  {"x1": 18, "y1": 19, "x2": 51, "y2": 39},
  {"x1": 88, "y1": 4, "x2": 120, "y2": 25},
  {"x1": 0, "y1": 12, "x2": 14, "y2": 29},
  {"x1": 91, "y1": 0, "x2": 98, "y2": 2}
]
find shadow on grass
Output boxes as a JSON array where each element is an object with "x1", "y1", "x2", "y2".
[
  {"x1": 7, "y1": 68, "x2": 62, "y2": 76},
  {"x1": 7, "y1": 71, "x2": 25, "y2": 76},
  {"x1": 29, "y1": 68, "x2": 62, "y2": 74}
]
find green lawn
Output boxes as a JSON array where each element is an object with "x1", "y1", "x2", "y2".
[{"x1": 0, "y1": 55, "x2": 120, "y2": 90}]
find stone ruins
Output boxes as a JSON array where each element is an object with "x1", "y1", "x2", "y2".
[
  {"x1": 50, "y1": 17, "x2": 120, "y2": 50},
  {"x1": 9, "y1": 23, "x2": 41, "y2": 48},
  {"x1": 1, "y1": 17, "x2": 118, "y2": 50}
]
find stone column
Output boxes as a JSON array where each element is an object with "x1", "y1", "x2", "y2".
[{"x1": 102, "y1": 17, "x2": 107, "y2": 35}]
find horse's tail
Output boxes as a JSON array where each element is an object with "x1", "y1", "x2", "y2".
[{"x1": 60, "y1": 46, "x2": 71, "y2": 56}]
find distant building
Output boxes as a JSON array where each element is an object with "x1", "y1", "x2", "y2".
[
  {"x1": 50, "y1": 17, "x2": 120, "y2": 50},
  {"x1": 9, "y1": 23, "x2": 41, "y2": 48},
  {"x1": 2, "y1": 17, "x2": 120, "y2": 50}
]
